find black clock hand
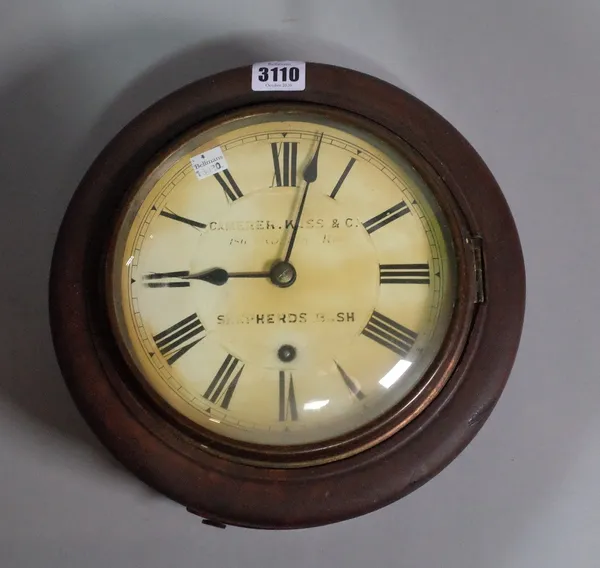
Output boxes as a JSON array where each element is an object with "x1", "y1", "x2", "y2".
[
  {"x1": 283, "y1": 133, "x2": 324, "y2": 263},
  {"x1": 144, "y1": 268, "x2": 270, "y2": 287},
  {"x1": 186, "y1": 268, "x2": 271, "y2": 286}
]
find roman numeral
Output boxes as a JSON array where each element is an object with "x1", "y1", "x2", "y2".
[
  {"x1": 143, "y1": 271, "x2": 190, "y2": 288},
  {"x1": 159, "y1": 208, "x2": 206, "y2": 229},
  {"x1": 363, "y1": 201, "x2": 410, "y2": 234},
  {"x1": 362, "y1": 311, "x2": 417, "y2": 357},
  {"x1": 214, "y1": 170, "x2": 243, "y2": 201},
  {"x1": 203, "y1": 354, "x2": 244, "y2": 409},
  {"x1": 271, "y1": 142, "x2": 298, "y2": 187},
  {"x1": 379, "y1": 263, "x2": 430, "y2": 285},
  {"x1": 153, "y1": 314, "x2": 205, "y2": 364},
  {"x1": 329, "y1": 158, "x2": 356, "y2": 199},
  {"x1": 279, "y1": 371, "x2": 298, "y2": 421},
  {"x1": 335, "y1": 362, "x2": 365, "y2": 400}
]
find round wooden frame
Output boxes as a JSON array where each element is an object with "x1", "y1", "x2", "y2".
[{"x1": 50, "y1": 63, "x2": 525, "y2": 529}]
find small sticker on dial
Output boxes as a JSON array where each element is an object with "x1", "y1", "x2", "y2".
[
  {"x1": 190, "y1": 147, "x2": 229, "y2": 180},
  {"x1": 252, "y1": 62, "x2": 306, "y2": 91}
]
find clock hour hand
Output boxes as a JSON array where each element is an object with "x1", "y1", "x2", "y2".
[
  {"x1": 283, "y1": 133, "x2": 324, "y2": 263},
  {"x1": 184, "y1": 268, "x2": 270, "y2": 286}
]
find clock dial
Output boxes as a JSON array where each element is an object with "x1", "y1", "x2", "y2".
[{"x1": 108, "y1": 107, "x2": 456, "y2": 447}]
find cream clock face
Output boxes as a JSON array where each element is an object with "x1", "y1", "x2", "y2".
[{"x1": 108, "y1": 107, "x2": 456, "y2": 446}]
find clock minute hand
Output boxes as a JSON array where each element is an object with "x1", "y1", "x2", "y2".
[{"x1": 283, "y1": 133, "x2": 324, "y2": 263}]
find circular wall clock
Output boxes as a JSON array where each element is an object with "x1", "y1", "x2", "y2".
[{"x1": 50, "y1": 62, "x2": 525, "y2": 529}]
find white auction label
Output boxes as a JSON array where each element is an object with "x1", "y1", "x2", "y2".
[
  {"x1": 252, "y1": 61, "x2": 306, "y2": 91},
  {"x1": 190, "y1": 146, "x2": 229, "y2": 180}
]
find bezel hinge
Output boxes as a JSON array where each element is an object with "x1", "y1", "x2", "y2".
[{"x1": 467, "y1": 235, "x2": 485, "y2": 304}]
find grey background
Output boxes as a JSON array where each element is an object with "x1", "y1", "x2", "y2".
[{"x1": 1, "y1": 1, "x2": 599, "y2": 566}]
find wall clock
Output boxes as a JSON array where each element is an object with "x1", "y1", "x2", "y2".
[{"x1": 50, "y1": 62, "x2": 525, "y2": 529}]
